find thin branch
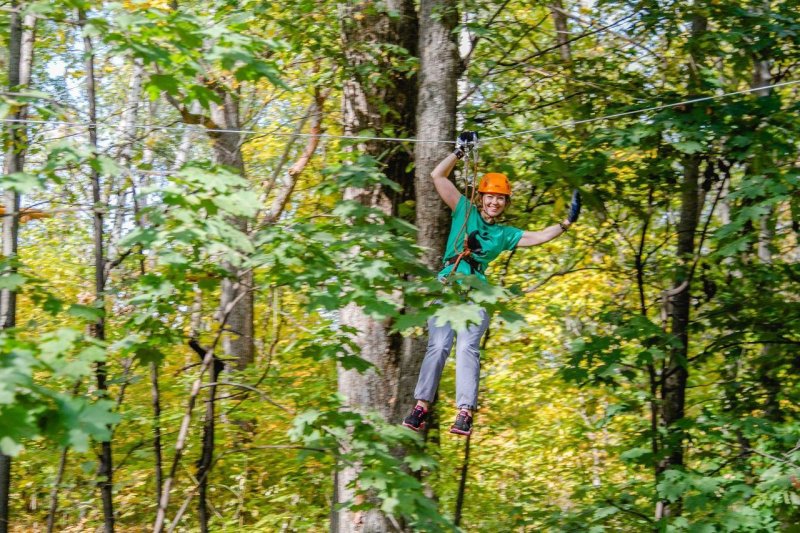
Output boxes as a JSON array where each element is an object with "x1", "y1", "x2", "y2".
[
  {"x1": 496, "y1": 13, "x2": 636, "y2": 67},
  {"x1": 745, "y1": 448, "x2": 799, "y2": 468},
  {"x1": 200, "y1": 381, "x2": 294, "y2": 413},
  {"x1": 550, "y1": 6, "x2": 666, "y2": 66},
  {"x1": 152, "y1": 282, "x2": 251, "y2": 533},
  {"x1": 523, "y1": 265, "x2": 602, "y2": 293},
  {"x1": 603, "y1": 498, "x2": 653, "y2": 523}
]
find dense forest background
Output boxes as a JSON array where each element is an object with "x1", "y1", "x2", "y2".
[{"x1": 1, "y1": 0, "x2": 799, "y2": 531}]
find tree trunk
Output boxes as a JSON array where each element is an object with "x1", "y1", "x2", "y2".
[
  {"x1": 0, "y1": 8, "x2": 22, "y2": 531},
  {"x1": 210, "y1": 92, "x2": 255, "y2": 369},
  {"x1": 549, "y1": 0, "x2": 573, "y2": 65},
  {"x1": 656, "y1": 14, "x2": 707, "y2": 521},
  {"x1": 0, "y1": 8, "x2": 36, "y2": 532},
  {"x1": 394, "y1": 0, "x2": 460, "y2": 426},
  {"x1": 335, "y1": 1, "x2": 418, "y2": 530},
  {"x1": 79, "y1": 9, "x2": 115, "y2": 531},
  {"x1": 45, "y1": 447, "x2": 69, "y2": 533},
  {"x1": 749, "y1": 40, "x2": 785, "y2": 423},
  {"x1": 192, "y1": 341, "x2": 221, "y2": 533},
  {"x1": 657, "y1": 154, "x2": 699, "y2": 519}
]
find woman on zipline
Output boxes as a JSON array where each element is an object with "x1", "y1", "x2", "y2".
[{"x1": 403, "y1": 131, "x2": 581, "y2": 436}]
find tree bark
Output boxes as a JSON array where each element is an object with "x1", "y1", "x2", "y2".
[
  {"x1": 394, "y1": 0, "x2": 460, "y2": 426},
  {"x1": 335, "y1": 0, "x2": 418, "y2": 530},
  {"x1": 656, "y1": 13, "x2": 707, "y2": 520},
  {"x1": 657, "y1": 153, "x2": 699, "y2": 519},
  {"x1": 749, "y1": 38, "x2": 785, "y2": 423},
  {"x1": 78, "y1": 9, "x2": 115, "y2": 531},
  {"x1": 549, "y1": 0, "x2": 573, "y2": 65},
  {"x1": 45, "y1": 447, "x2": 69, "y2": 533},
  {"x1": 209, "y1": 92, "x2": 255, "y2": 369},
  {"x1": 190, "y1": 341, "x2": 221, "y2": 532},
  {"x1": 0, "y1": 8, "x2": 36, "y2": 532}
]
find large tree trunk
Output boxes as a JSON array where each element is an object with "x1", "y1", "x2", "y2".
[
  {"x1": 656, "y1": 13, "x2": 707, "y2": 520},
  {"x1": 335, "y1": 0, "x2": 418, "y2": 530},
  {"x1": 394, "y1": 0, "x2": 460, "y2": 425}
]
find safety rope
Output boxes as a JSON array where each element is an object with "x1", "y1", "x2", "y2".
[{"x1": 444, "y1": 146, "x2": 481, "y2": 280}]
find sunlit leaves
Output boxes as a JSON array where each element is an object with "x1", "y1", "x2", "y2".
[
  {"x1": 0, "y1": 328, "x2": 116, "y2": 456},
  {"x1": 289, "y1": 407, "x2": 455, "y2": 531}
]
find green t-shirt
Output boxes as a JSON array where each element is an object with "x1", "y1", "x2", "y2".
[{"x1": 437, "y1": 195, "x2": 524, "y2": 281}]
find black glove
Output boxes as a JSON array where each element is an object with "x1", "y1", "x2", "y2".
[
  {"x1": 454, "y1": 131, "x2": 479, "y2": 159},
  {"x1": 567, "y1": 190, "x2": 582, "y2": 223}
]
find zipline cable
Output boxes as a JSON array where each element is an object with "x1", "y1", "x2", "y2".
[
  {"x1": 481, "y1": 79, "x2": 800, "y2": 141},
  {"x1": 0, "y1": 116, "x2": 455, "y2": 144},
  {"x1": 1, "y1": 79, "x2": 798, "y2": 144}
]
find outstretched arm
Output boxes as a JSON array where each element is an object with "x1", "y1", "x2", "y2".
[
  {"x1": 431, "y1": 152, "x2": 463, "y2": 210},
  {"x1": 517, "y1": 220, "x2": 571, "y2": 247}
]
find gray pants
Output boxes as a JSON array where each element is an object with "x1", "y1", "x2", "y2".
[{"x1": 413, "y1": 308, "x2": 490, "y2": 410}]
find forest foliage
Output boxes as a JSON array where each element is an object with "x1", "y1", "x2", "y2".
[{"x1": 1, "y1": 0, "x2": 799, "y2": 531}]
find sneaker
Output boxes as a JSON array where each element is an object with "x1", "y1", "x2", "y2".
[
  {"x1": 449, "y1": 409, "x2": 473, "y2": 436},
  {"x1": 402, "y1": 405, "x2": 428, "y2": 432}
]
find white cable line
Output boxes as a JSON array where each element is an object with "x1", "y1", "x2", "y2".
[
  {"x1": 481, "y1": 79, "x2": 800, "y2": 141},
  {"x1": 1, "y1": 79, "x2": 798, "y2": 145},
  {"x1": 0, "y1": 115, "x2": 453, "y2": 144}
]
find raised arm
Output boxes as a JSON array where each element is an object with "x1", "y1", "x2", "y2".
[{"x1": 431, "y1": 152, "x2": 463, "y2": 210}]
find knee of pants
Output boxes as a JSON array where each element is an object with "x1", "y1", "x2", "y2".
[{"x1": 426, "y1": 337, "x2": 452, "y2": 359}]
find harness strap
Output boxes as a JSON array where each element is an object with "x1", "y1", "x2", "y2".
[{"x1": 445, "y1": 238, "x2": 484, "y2": 275}]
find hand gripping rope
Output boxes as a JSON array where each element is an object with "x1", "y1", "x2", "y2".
[{"x1": 443, "y1": 138, "x2": 481, "y2": 281}]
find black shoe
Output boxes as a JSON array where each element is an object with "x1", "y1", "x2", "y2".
[
  {"x1": 402, "y1": 405, "x2": 428, "y2": 432},
  {"x1": 449, "y1": 409, "x2": 473, "y2": 436}
]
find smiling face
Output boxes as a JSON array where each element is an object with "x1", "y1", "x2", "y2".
[{"x1": 480, "y1": 193, "x2": 508, "y2": 220}]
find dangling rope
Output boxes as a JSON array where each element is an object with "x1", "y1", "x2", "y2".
[{"x1": 444, "y1": 144, "x2": 481, "y2": 280}]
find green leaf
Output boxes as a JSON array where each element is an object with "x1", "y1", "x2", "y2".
[
  {"x1": 147, "y1": 74, "x2": 181, "y2": 96},
  {"x1": 593, "y1": 506, "x2": 619, "y2": 519},
  {"x1": 657, "y1": 470, "x2": 689, "y2": 502},
  {"x1": 135, "y1": 346, "x2": 164, "y2": 364},
  {"x1": 38, "y1": 328, "x2": 82, "y2": 362},
  {"x1": 673, "y1": 140, "x2": 704, "y2": 154},
  {"x1": 58, "y1": 398, "x2": 120, "y2": 452},
  {"x1": 0, "y1": 172, "x2": 44, "y2": 194},
  {"x1": 404, "y1": 453, "x2": 436, "y2": 472},
  {"x1": 432, "y1": 303, "x2": 483, "y2": 332},
  {"x1": 0, "y1": 273, "x2": 26, "y2": 291},
  {"x1": 0, "y1": 436, "x2": 23, "y2": 456},
  {"x1": 620, "y1": 447, "x2": 651, "y2": 462},
  {"x1": 67, "y1": 304, "x2": 104, "y2": 322}
]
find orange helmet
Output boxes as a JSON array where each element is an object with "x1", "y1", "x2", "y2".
[{"x1": 478, "y1": 172, "x2": 512, "y2": 196}]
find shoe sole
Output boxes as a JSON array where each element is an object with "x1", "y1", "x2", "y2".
[
  {"x1": 402, "y1": 421, "x2": 425, "y2": 432},
  {"x1": 449, "y1": 426, "x2": 471, "y2": 436}
]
